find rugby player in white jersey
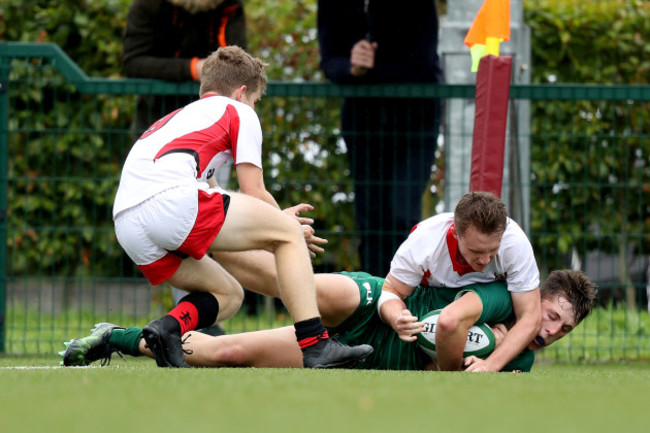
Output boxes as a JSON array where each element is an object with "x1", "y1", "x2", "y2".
[
  {"x1": 109, "y1": 46, "x2": 372, "y2": 368},
  {"x1": 379, "y1": 191, "x2": 542, "y2": 372}
]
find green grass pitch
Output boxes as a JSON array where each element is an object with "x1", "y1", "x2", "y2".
[{"x1": 1, "y1": 356, "x2": 648, "y2": 433}]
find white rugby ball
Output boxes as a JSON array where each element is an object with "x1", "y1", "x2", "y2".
[{"x1": 417, "y1": 309, "x2": 495, "y2": 359}]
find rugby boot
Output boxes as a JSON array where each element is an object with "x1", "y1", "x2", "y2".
[
  {"x1": 302, "y1": 338, "x2": 373, "y2": 369},
  {"x1": 142, "y1": 317, "x2": 192, "y2": 368},
  {"x1": 59, "y1": 322, "x2": 124, "y2": 367}
]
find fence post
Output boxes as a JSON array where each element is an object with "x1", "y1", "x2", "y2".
[{"x1": 0, "y1": 55, "x2": 9, "y2": 353}]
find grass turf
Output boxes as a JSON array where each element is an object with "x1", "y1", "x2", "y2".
[{"x1": 1, "y1": 356, "x2": 648, "y2": 433}]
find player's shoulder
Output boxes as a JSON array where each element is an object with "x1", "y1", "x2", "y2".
[
  {"x1": 411, "y1": 212, "x2": 454, "y2": 233},
  {"x1": 504, "y1": 217, "x2": 527, "y2": 237},
  {"x1": 192, "y1": 95, "x2": 260, "y2": 125},
  {"x1": 224, "y1": 97, "x2": 261, "y2": 126},
  {"x1": 194, "y1": 94, "x2": 245, "y2": 109},
  {"x1": 501, "y1": 218, "x2": 534, "y2": 255},
  {"x1": 183, "y1": 95, "x2": 227, "y2": 116},
  {"x1": 395, "y1": 213, "x2": 452, "y2": 262},
  {"x1": 501, "y1": 218, "x2": 533, "y2": 250}
]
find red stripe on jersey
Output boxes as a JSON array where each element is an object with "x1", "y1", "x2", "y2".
[
  {"x1": 140, "y1": 108, "x2": 183, "y2": 140},
  {"x1": 420, "y1": 270, "x2": 431, "y2": 287},
  {"x1": 229, "y1": 105, "x2": 241, "y2": 165},
  {"x1": 153, "y1": 104, "x2": 240, "y2": 178},
  {"x1": 446, "y1": 225, "x2": 475, "y2": 276},
  {"x1": 411, "y1": 223, "x2": 431, "y2": 286},
  {"x1": 138, "y1": 252, "x2": 182, "y2": 286}
]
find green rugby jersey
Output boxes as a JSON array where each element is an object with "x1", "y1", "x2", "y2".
[{"x1": 330, "y1": 271, "x2": 535, "y2": 371}]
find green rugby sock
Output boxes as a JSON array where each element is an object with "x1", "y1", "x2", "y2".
[{"x1": 109, "y1": 327, "x2": 143, "y2": 357}]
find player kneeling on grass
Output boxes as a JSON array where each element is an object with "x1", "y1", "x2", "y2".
[
  {"x1": 107, "y1": 45, "x2": 371, "y2": 369},
  {"x1": 60, "y1": 268, "x2": 596, "y2": 372}
]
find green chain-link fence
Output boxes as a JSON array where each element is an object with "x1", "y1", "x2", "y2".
[{"x1": 1, "y1": 43, "x2": 648, "y2": 361}]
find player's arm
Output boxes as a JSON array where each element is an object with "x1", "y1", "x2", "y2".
[
  {"x1": 377, "y1": 274, "x2": 422, "y2": 342},
  {"x1": 464, "y1": 324, "x2": 532, "y2": 373},
  {"x1": 465, "y1": 288, "x2": 541, "y2": 372},
  {"x1": 235, "y1": 162, "x2": 280, "y2": 209},
  {"x1": 435, "y1": 292, "x2": 483, "y2": 371}
]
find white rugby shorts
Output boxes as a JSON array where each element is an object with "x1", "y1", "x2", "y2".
[{"x1": 114, "y1": 185, "x2": 229, "y2": 285}]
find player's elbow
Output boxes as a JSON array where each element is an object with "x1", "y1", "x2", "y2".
[
  {"x1": 437, "y1": 308, "x2": 462, "y2": 335},
  {"x1": 240, "y1": 186, "x2": 264, "y2": 201},
  {"x1": 238, "y1": 180, "x2": 267, "y2": 200}
]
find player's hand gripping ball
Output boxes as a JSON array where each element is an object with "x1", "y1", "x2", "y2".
[{"x1": 417, "y1": 310, "x2": 495, "y2": 358}]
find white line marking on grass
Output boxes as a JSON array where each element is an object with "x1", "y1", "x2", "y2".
[{"x1": 0, "y1": 366, "x2": 101, "y2": 369}]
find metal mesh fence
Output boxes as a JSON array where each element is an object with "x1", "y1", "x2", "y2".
[{"x1": 1, "y1": 43, "x2": 648, "y2": 360}]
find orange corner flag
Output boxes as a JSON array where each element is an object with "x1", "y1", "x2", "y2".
[{"x1": 464, "y1": 0, "x2": 511, "y2": 72}]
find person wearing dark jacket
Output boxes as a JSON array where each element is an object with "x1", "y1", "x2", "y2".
[
  {"x1": 122, "y1": 0, "x2": 247, "y2": 133},
  {"x1": 317, "y1": 0, "x2": 443, "y2": 277}
]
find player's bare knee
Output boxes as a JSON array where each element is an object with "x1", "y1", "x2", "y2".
[
  {"x1": 214, "y1": 284, "x2": 244, "y2": 320},
  {"x1": 267, "y1": 224, "x2": 304, "y2": 253},
  {"x1": 277, "y1": 215, "x2": 303, "y2": 239},
  {"x1": 228, "y1": 289, "x2": 245, "y2": 312}
]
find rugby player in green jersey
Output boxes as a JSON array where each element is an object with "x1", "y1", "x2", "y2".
[{"x1": 60, "y1": 264, "x2": 596, "y2": 372}]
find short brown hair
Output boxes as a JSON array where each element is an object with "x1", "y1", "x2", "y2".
[
  {"x1": 453, "y1": 191, "x2": 508, "y2": 236},
  {"x1": 541, "y1": 269, "x2": 598, "y2": 324},
  {"x1": 199, "y1": 46, "x2": 268, "y2": 97}
]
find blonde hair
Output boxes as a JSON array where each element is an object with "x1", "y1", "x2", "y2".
[{"x1": 199, "y1": 46, "x2": 268, "y2": 97}]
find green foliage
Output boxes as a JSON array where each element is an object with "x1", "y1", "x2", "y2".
[
  {"x1": 1, "y1": 0, "x2": 357, "y2": 277},
  {"x1": 524, "y1": 0, "x2": 650, "y2": 276},
  {"x1": 4, "y1": 59, "x2": 136, "y2": 278},
  {"x1": 254, "y1": 94, "x2": 360, "y2": 269},
  {"x1": 524, "y1": 0, "x2": 650, "y2": 84},
  {"x1": 1, "y1": 0, "x2": 139, "y2": 278},
  {"x1": 242, "y1": 2, "x2": 363, "y2": 269},
  {"x1": 0, "y1": 0, "x2": 130, "y2": 77},
  {"x1": 529, "y1": 99, "x2": 650, "y2": 258},
  {"x1": 2, "y1": 0, "x2": 649, "y2": 284},
  {"x1": 246, "y1": 0, "x2": 322, "y2": 81}
]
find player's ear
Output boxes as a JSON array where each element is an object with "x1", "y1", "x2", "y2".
[
  {"x1": 451, "y1": 225, "x2": 458, "y2": 239},
  {"x1": 234, "y1": 85, "x2": 247, "y2": 102}
]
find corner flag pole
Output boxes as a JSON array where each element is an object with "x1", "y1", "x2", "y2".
[
  {"x1": 464, "y1": 0, "x2": 512, "y2": 198},
  {"x1": 464, "y1": 0, "x2": 511, "y2": 72}
]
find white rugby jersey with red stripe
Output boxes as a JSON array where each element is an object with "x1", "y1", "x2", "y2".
[
  {"x1": 113, "y1": 95, "x2": 262, "y2": 217},
  {"x1": 389, "y1": 213, "x2": 540, "y2": 293}
]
